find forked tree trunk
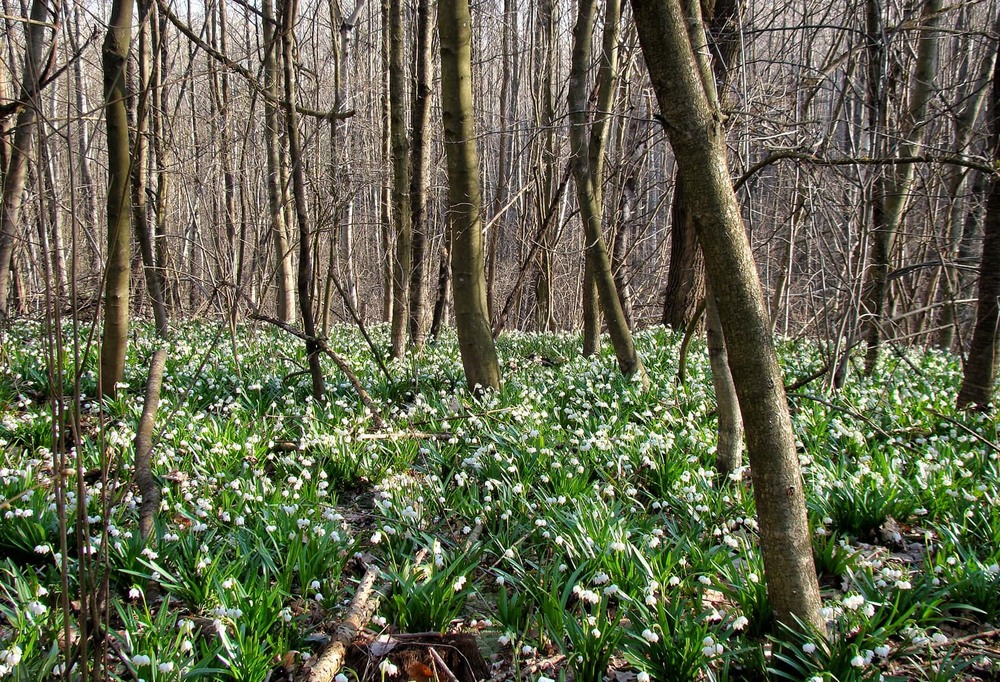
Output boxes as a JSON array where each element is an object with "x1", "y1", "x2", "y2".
[
  {"x1": 438, "y1": 0, "x2": 501, "y2": 391},
  {"x1": 630, "y1": 0, "x2": 823, "y2": 631},
  {"x1": 956, "y1": 48, "x2": 1000, "y2": 411},
  {"x1": 101, "y1": 0, "x2": 134, "y2": 397},
  {"x1": 568, "y1": 0, "x2": 647, "y2": 384}
]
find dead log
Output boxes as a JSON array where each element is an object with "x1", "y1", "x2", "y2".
[{"x1": 305, "y1": 564, "x2": 380, "y2": 682}]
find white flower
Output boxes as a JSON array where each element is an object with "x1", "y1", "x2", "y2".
[
  {"x1": 802, "y1": 642, "x2": 816, "y2": 654},
  {"x1": 931, "y1": 632, "x2": 948, "y2": 645},
  {"x1": 895, "y1": 580, "x2": 912, "y2": 590},
  {"x1": 644, "y1": 594, "x2": 657, "y2": 606},
  {"x1": 335, "y1": 675, "x2": 350, "y2": 682},
  {"x1": 641, "y1": 628, "x2": 659, "y2": 643},
  {"x1": 26, "y1": 601, "x2": 47, "y2": 617},
  {"x1": 132, "y1": 654, "x2": 152, "y2": 666},
  {"x1": 158, "y1": 661, "x2": 174, "y2": 673},
  {"x1": 874, "y1": 645, "x2": 890, "y2": 658},
  {"x1": 850, "y1": 654, "x2": 865, "y2": 667},
  {"x1": 842, "y1": 594, "x2": 865, "y2": 611},
  {"x1": 378, "y1": 658, "x2": 398, "y2": 676},
  {"x1": 129, "y1": 587, "x2": 142, "y2": 599},
  {"x1": 698, "y1": 575, "x2": 712, "y2": 586},
  {"x1": 453, "y1": 576, "x2": 467, "y2": 591},
  {"x1": 732, "y1": 615, "x2": 749, "y2": 631},
  {"x1": 636, "y1": 673, "x2": 651, "y2": 682},
  {"x1": 180, "y1": 639, "x2": 193, "y2": 653}
]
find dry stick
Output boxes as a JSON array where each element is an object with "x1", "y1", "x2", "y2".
[
  {"x1": 254, "y1": 315, "x2": 387, "y2": 430},
  {"x1": 675, "y1": 299, "x2": 706, "y2": 387},
  {"x1": 306, "y1": 564, "x2": 381, "y2": 682},
  {"x1": 134, "y1": 348, "x2": 167, "y2": 542},
  {"x1": 428, "y1": 647, "x2": 460, "y2": 682}
]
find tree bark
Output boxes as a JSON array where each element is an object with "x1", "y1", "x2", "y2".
[
  {"x1": 569, "y1": 0, "x2": 647, "y2": 384},
  {"x1": 956, "y1": 44, "x2": 1000, "y2": 411},
  {"x1": 408, "y1": 0, "x2": 433, "y2": 349},
  {"x1": 0, "y1": 0, "x2": 53, "y2": 317},
  {"x1": 438, "y1": 0, "x2": 501, "y2": 391},
  {"x1": 101, "y1": 0, "x2": 134, "y2": 397},
  {"x1": 262, "y1": 0, "x2": 296, "y2": 323},
  {"x1": 706, "y1": 282, "x2": 743, "y2": 477},
  {"x1": 630, "y1": 0, "x2": 823, "y2": 631},
  {"x1": 281, "y1": 0, "x2": 324, "y2": 400},
  {"x1": 388, "y1": 0, "x2": 411, "y2": 359},
  {"x1": 861, "y1": 0, "x2": 943, "y2": 373}
]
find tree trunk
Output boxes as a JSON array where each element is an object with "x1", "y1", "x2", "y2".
[
  {"x1": 662, "y1": 176, "x2": 705, "y2": 330},
  {"x1": 861, "y1": 0, "x2": 942, "y2": 373},
  {"x1": 438, "y1": 0, "x2": 501, "y2": 391},
  {"x1": 706, "y1": 282, "x2": 743, "y2": 477},
  {"x1": 388, "y1": 0, "x2": 411, "y2": 359},
  {"x1": 956, "y1": 46, "x2": 1000, "y2": 411},
  {"x1": 630, "y1": 0, "x2": 823, "y2": 631},
  {"x1": 532, "y1": 0, "x2": 558, "y2": 332},
  {"x1": 133, "y1": 0, "x2": 169, "y2": 336},
  {"x1": 263, "y1": 0, "x2": 296, "y2": 323},
  {"x1": 0, "y1": 0, "x2": 52, "y2": 317},
  {"x1": 408, "y1": 0, "x2": 433, "y2": 349},
  {"x1": 568, "y1": 0, "x2": 647, "y2": 384},
  {"x1": 101, "y1": 0, "x2": 134, "y2": 397},
  {"x1": 281, "y1": 0, "x2": 324, "y2": 400}
]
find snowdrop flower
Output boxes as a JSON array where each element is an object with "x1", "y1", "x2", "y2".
[
  {"x1": 132, "y1": 654, "x2": 152, "y2": 666},
  {"x1": 641, "y1": 628, "x2": 659, "y2": 643},
  {"x1": 26, "y1": 601, "x2": 47, "y2": 617},
  {"x1": 701, "y1": 636, "x2": 723, "y2": 657},
  {"x1": 732, "y1": 615, "x2": 749, "y2": 631},
  {"x1": 698, "y1": 575, "x2": 712, "y2": 586},
  {"x1": 335, "y1": 675, "x2": 350, "y2": 682},
  {"x1": 158, "y1": 662, "x2": 174, "y2": 673},
  {"x1": 802, "y1": 642, "x2": 816, "y2": 654},
  {"x1": 636, "y1": 673, "x2": 651, "y2": 682},
  {"x1": 180, "y1": 640, "x2": 193, "y2": 653},
  {"x1": 645, "y1": 594, "x2": 657, "y2": 606},
  {"x1": 850, "y1": 654, "x2": 865, "y2": 667},
  {"x1": 378, "y1": 658, "x2": 398, "y2": 676},
  {"x1": 129, "y1": 587, "x2": 142, "y2": 599},
  {"x1": 842, "y1": 594, "x2": 865, "y2": 611},
  {"x1": 931, "y1": 632, "x2": 948, "y2": 645},
  {"x1": 453, "y1": 576, "x2": 467, "y2": 591}
]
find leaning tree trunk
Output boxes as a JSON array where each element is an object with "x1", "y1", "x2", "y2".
[
  {"x1": 630, "y1": 0, "x2": 823, "y2": 631},
  {"x1": 388, "y1": 0, "x2": 412, "y2": 359},
  {"x1": 861, "y1": 0, "x2": 942, "y2": 374},
  {"x1": 0, "y1": 0, "x2": 52, "y2": 317},
  {"x1": 438, "y1": 0, "x2": 501, "y2": 391},
  {"x1": 101, "y1": 0, "x2": 134, "y2": 397},
  {"x1": 568, "y1": 0, "x2": 647, "y2": 384},
  {"x1": 956, "y1": 46, "x2": 1000, "y2": 411}
]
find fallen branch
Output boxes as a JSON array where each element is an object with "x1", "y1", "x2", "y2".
[
  {"x1": 134, "y1": 349, "x2": 168, "y2": 542},
  {"x1": 306, "y1": 564, "x2": 381, "y2": 682},
  {"x1": 254, "y1": 315, "x2": 387, "y2": 430},
  {"x1": 429, "y1": 647, "x2": 460, "y2": 682}
]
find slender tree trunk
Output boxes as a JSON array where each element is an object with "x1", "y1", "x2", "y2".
[
  {"x1": 630, "y1": 0, "x2": 823, "y2": 631},
  {"x1": 861, "y1": 0, "x2": 942, "y2": 373},
  {"x1": 281, "y1": 0, "x2": 324, "y2": 399},
  {"x1": 532, "y1": 0, "x2": 558, "y2": 332},
  {"x1": 408, "y1": 0, "x2": 433, "y2": 348},
  {"x1": 662, "y1": 176, "x2": 705, "y2": 330},
  {"x1": 430, "y1": 238, "x2": 451, "y2": 341},
  {"x1": 388, "y1": 0, "x2": 411, "y2": 358},
  {"x1": 706, "y1": 281, "x2": 743, "y2": 476},
  {"x1": 957, "y1": 46, "x2": 1000, "y2": 411},
  {"x1": 569, "y1": 0, "x2": 647, "y2": 383},
  {"x1": 581, "y1": 256, "x2": 600, "y2": 355},
  {"x1": 0, "y1": 0, "x2": 52, "y2": 317},
  {"x1": 263, "y1": 0, "x2": 296, "y2": 323},
  {"x1": 101, "y1": 0, "x2": 134, "y2": 397},
  {"x1": 133, "y1": 0, "x2": 169, "y2": 336},
  {"x1": 438, "y1": 0, "x2": 501, "y2": 391}
]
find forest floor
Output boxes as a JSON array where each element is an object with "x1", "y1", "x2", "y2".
[{"x1": 0, "y1": 320, "x2": 998, "y2": 681}]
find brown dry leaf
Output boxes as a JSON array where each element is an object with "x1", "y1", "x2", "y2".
[{"x1": 405, "y1": 660, "x2": 435, "y2": 682}]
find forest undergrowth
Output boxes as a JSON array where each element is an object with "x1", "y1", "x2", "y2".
[{"x1": 0, "y1": 321, "x2": 998, "y2": 681}]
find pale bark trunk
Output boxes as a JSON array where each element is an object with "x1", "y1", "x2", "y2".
[
  {"x1": 263, "y1": 0, "x2": 296, "y2": 323},
  {"x1": 438, "y1": 0, "x2": 501, "y2": 391},
  {"x1": 631, "y1": 0, "x2": 823, "y2": 630}
]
